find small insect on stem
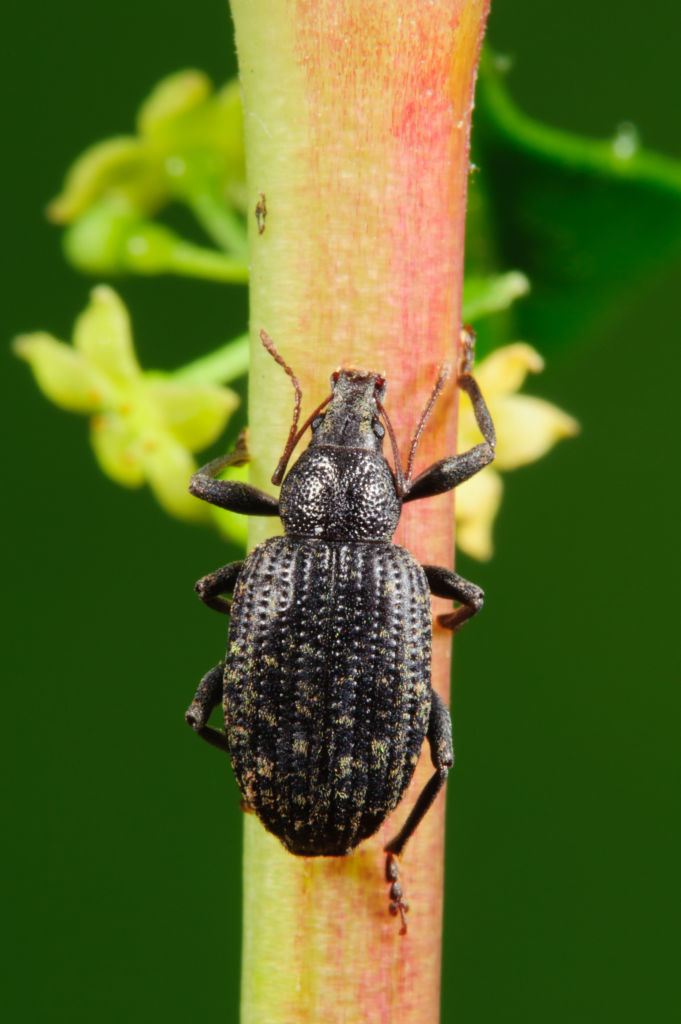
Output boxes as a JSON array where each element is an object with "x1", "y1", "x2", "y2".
[
  {"x1": 187, "y1": 327, "x2": 497, "y2": 933},
  {"x1": 255, "y1": 192, "x2": 267, "y2": 234}
]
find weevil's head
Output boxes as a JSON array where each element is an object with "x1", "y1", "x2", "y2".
[
  {"x1": 279, "y1": 368, "x2": 402, "y2": 538},
  {"x1": 309, "y1": 369, "x2": 387, "y2": 452}
]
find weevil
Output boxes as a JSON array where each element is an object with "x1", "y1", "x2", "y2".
[{"x1": 186, "y1": 327, "x2": 496, "y2": 933}]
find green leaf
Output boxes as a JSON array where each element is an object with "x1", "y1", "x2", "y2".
[
  {"x1": 462, "y1": 270, "x2": 529, "y2": 323},
  {"x1": 468, "y1": 53, "x2": 681, "y2": 353}
]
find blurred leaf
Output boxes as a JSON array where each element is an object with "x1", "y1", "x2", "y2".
[
  {"x1": 462, "y1": 270, "x2": 529, "y2": 323},
  {"x1": 468, "y1": 53, "x2": 681, "y2": 353}
]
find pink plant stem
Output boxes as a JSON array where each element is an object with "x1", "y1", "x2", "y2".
[{"x1": 229, "y1": 2, "x2": 490, "y2": 1020}]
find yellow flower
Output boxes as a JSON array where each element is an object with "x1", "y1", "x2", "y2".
[
  {"x1": 456, "y1": 343, "x2": 579, "y2": 560},
  {"x1": 14, "y1": 286, "x2": 239, "y2": 525},
  {"x1": 45, "y1": 73, "x2": 249, "y2": 283}
]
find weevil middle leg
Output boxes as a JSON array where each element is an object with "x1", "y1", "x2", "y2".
[
  {"x1": 186, "y1": 662, "x2": 229, "y2": 754},
  {"x1": 195, "y1": 561, "x2": 244, "y2": 615},
  {"x1": 423, "y1": 565, "x2": 485, "y2": 633}
]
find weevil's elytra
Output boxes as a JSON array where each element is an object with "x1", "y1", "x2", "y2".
[
  {"x1": 225, "y1": 537, "x2": 431, "y2": 856},
  {"x1": 186, "y1": 327, "x2": 496, "y2": 934}
]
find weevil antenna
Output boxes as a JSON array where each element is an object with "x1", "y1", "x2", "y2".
[
  {"x1": 271, "y1": 392, "x2": 333, "y2": 485},
  {"x1": 404, "y1": 363, "x2": 451, "y2": 485},
  {"x1": 260, "y1": 329, "x2": 305, "y2": 484},
  {"x1": 376, "y1": 398, "x2": 408, "y2": 498}
]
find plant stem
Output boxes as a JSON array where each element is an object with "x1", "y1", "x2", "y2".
[
  {"x1": 166, "y1": 238, "x2": 248, "y2": 282},
  {"x1": 229, "y1": 2, "x2": 490, "y2": 1021},
  {"x1": 187, "y1": 192, "x2": 249, "y2": 257},
  {"x1": 171, "y1": 334, "x2": 249, "y2": 385}
]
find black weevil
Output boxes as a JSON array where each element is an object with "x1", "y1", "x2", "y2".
[{"x1": 186, "y1": 327, "x2": 496, "y2": 933}]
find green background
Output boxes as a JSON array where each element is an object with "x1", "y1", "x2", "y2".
[{"x1": 3, "y1": 2, "x2": 679, "y2": 1021}]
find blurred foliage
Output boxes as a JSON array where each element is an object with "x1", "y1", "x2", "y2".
[
  {"x1": 42, "y1": 57, "x2": 681, "y2": 356},
  {"x1": 6, "y1": 7, "x2": 681, "y2": 1024},
  {"x1": 49, "y1": 71, "x2": 248, "y2": 280},
  {"x1": 14, "y1": 285, "x2": 249, "y2": 544},
  {"x1": 15, "y1": 54, "x2": 681, "y2": 558},
  {"x1": 456, "y1": 343, "x2": 578, "y2": 559},
  {"x1": 468, "y1": 54, "x2": 681, "y2": 357}
]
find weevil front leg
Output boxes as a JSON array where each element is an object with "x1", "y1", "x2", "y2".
[
  {"x1": 185, "y1": 662, "x2": 229, "y2": 754},
  {"x1": 424, "y1": 564, "x2": 484, "y2": 633},
  {"x1": 403, "y1": 330, "x2": 496, "y2": 503},
  {"x1": 189, "y1": 431, "x2": 280, "y2": 516},
  {"x1": 384, "y1": 691, "x2": 454, "y2": 933}
]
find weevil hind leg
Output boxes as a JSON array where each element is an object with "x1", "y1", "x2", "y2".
[
  {"x1": 423, "y1": 564, "x2": 484, "y2": 633},
  {"x1": 384, "y1": 691, "x2": 454, "y2": 933},
  {"x1": 185, "y1": 662, "x2": 229, "y2": 754},
  {"x1": 385, "y1": 691, "x2": 453, "y2": 857}
]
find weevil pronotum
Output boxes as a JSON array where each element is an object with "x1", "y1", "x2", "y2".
[{"x1": 186, "y1": 327, "x2": 496, "y2": 933}]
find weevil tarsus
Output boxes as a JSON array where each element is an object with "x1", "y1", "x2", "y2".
[{"x1": 385, "y1": 854, "x2": 409, "y2": 935}]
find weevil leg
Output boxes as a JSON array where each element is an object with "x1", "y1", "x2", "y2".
[
  {"x1": 384, "y1": 691, "x2": 454, "y2": 933},
  {"x1": 189, "y1": 431, "x2": 280, "y2": 516},
  {"x1": 402, "y1": 440, "x2": 495, "y2": 503},
  {"x1": 185, "y1": 662, "x2": 229, "y2": 754},
  {"x1": 195, "y1": 561, "x2": 244, "y2": 615},
  {"x1": 423, "y1": 564, "x2": 484, "y2": 633},
  {"x1": 402, "y1": 335, "x2": 496, "y2": 503}
]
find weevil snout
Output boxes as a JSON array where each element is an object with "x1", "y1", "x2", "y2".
[{"x1": 311, "y1": 369, "x2": 387, "y2": 451}]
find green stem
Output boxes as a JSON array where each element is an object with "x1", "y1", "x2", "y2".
[
  {"x1": 63, "y1": 201, "x2": 250, "y2": 283},
  {"x1": 171, "y1": 334, "x2": 250, "y2": 385},
  {"x1": 479, "y1": 52, "x2": 681, "y2": 193},
  {"x1": 229, "y1": 1, "x2": 491, "y2": 1022},
  {"x1": 166, "y1": 238, "x2": 248, "y2": 282},
  {"x1": 188, "y1": 192, "x2": 249, "y2": 257}
]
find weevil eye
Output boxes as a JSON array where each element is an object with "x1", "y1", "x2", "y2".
[
  {"x1": 372, "y1": 419, "x2": 385, "y2": 439},
  {"x1": 311, "y1": 414, "x2": 325, "y2": 431}
]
